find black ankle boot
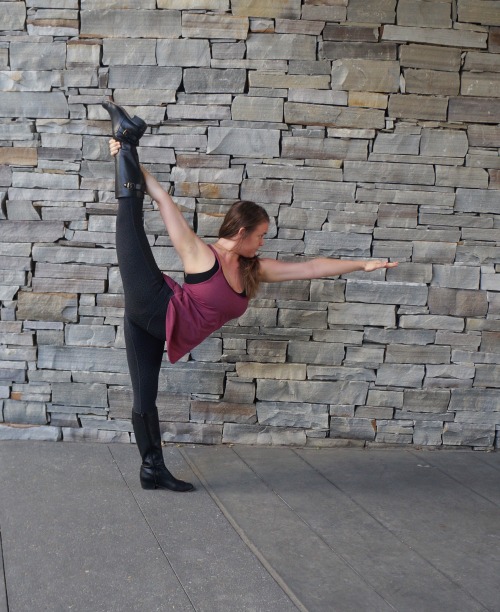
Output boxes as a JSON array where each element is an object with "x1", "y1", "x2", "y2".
[
  {"x1": 102, "y1": 99, "x2": 147, "y2": 146},
  {"x1": 114, "y1": 142, "x2": 146, "y2": 199},
  {"x1": 132, "y1": 410, "x2": 195, "y2": 493}
]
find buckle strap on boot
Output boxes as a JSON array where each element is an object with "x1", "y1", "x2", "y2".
[{"x1": 123, "y1": 181, "x2": 143, "y2": 191}]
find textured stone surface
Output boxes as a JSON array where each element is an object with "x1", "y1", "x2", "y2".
[{"x1": 1, "y1": 0, "x2": 498, "y2": 451}]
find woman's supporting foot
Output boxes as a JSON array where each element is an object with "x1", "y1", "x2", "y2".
[
  {"x1": 102, "y1": 99, "x2": 147, "y2": 146},
  {"x1": 132, "y1": 410, "x2": 195, "y2": 493}
]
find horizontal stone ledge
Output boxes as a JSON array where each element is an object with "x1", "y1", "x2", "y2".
[
  {"x1": 284, "y1": 102, "x2": 386, "y2": 129},
  {"x1": 0, "y1": 424, "x2": 61, "y2": 441},
  {"x1": 62, "y1": 427, "x2": 130, "y2": 444},
  {"x1": 222, "y1": 423, "x2": 307, "y2": 446},
  {"x1": 346, "y1": 279, "x2": 428, "y2": 306},
  {"x1": 381, "y1": 25, "x2": 487, "y2": 48}
]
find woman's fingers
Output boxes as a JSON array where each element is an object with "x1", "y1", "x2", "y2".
[{"x1": 108, "y1": 138, "x2": 121, "y2": 156}]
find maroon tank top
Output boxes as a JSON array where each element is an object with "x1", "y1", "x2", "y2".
[{"x1": 164, "y1": 245, "x2": 249, "y2": 363}]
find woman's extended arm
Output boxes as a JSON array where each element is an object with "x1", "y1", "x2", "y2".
[{"x1": 259, "y1": 257, "x2": 398, "y2": 283}]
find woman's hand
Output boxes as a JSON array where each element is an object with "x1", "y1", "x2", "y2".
[
  {"x1": 109, "y1": 138, "x2": 121, "y2": 157},
  {"x1": 363, "y1": 260, "x2": 399, "y2": 272}
]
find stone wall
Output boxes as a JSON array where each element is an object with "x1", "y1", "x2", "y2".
[{"x1": 1, "y1": 0, "x2": 499, "y2": 450}]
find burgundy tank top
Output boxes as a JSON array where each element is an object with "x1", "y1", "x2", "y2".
[{"x1": 164, "y1": 245, "x2": 249, "y2": 363}]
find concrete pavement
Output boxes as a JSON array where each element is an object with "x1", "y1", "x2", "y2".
[{"x1": 0, "y1": 441, "x2": 499, "y2": 611}]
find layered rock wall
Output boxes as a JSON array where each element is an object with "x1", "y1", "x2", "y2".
[{"x1": 1, "y1": 0, "x2": 499, "y2": 449}]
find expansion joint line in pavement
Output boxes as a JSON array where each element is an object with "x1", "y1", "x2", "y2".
[
  {"x1": 233, "y1": 448, "x2": 399, "y2": 612},
  {"x1": 0, "y1": 528, "x2": 10, "y2": 612},
  {"x1": 179, "y1": 447, "x2": 307, "y2": 612},
  {"x1": 407, "y1": 449, "x2": 500, "y2": 509},
  {"x1": 294, "y1": 449, "x2": 490, "y2": 612},
  {"x1": 106, "y1": 445, "x2": 198, "y2": 612}
]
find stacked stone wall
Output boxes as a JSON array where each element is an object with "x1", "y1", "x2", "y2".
[{"x1": 1, "y1": 0, "x2": 499, "y2": 449}]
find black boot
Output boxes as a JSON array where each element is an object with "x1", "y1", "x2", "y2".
[
  {"x1": 101, "y1": 99, "x2": 147, "y2": 145},
  {"x1": 114, "y1": 141, "x2": 146, "y2": 199},
  {"x1": 132, "y1": 409, "x2": 195, "y2": 493}
]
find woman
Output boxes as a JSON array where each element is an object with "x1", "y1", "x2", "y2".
[{"x1": 102, "y1": 101, "x2": 397, "y2": 493}]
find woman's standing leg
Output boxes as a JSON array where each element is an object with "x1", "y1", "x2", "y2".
[{"x1": 103, "y1": 101, "x2": 193, "y2": 492}]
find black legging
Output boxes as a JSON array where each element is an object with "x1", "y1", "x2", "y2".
[{"x1": 116, "y1": 195, "x2": 173, "y2": 415}]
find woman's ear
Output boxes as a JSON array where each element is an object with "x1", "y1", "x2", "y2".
[{"x1": 236, "y1": 226, "x2": 247, "y2": 240}]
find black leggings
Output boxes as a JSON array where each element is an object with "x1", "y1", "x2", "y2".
[{"x1": 116, "y1": 195, "x2": 172, "y2": 415}]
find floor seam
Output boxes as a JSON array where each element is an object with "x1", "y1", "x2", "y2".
[
  {"x1": 106, "y1": 445, "x2": 198, "y2": 612},
  {"x1": 407, "y1": 449, "x2": 500, "y2": 508},
  {"x1": 294, "y1": 448, "x2": 490, "y2": 612},
  {"x1": 234, "y1": 448, "x2": 399, "y2": 612},
  {"x1": 0, "y1": 528, "x2": 9, "y2": 612},
  {"x1": 179, "y1": 447, "x2": 306, "y2": 612}
]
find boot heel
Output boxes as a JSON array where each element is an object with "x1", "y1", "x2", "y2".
[{"x1": 139, "y1": 474, "x2": 157, "y2": 490}]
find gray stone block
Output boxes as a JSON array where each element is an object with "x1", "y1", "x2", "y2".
[
  {"x1": 102, "y1": 39, "x2": 156, "y2": 66},
  {"x1": 0, "y1": 92, "x2": 68, "y2": 118},
  {"x1": 207, "y1": 127, "x2": 279, "y2": 158},
  {"x1": 400, "y1": 44, "x2": 461, "y2": 71},
  {"x1": 345, "y1": 160, "x2": 434, "y2": 185},
  {"x1": 329, "y1": 303, "x2": 395, "y2": 327},
  {"x1": 367, "y1": 390, "x2": 403, "y2": 408},
  {"x1": 63, "y1": 427, "x2": 130, "y2": 443},
  {"x1": 288, "y1": 341, "x2": 344, "y2": 365},
  {"x1": 388, "y1": 94, "x2": 448, "y2": 121},
  {"x1": 413, "y1": 242, "x2": 457, "y2": 264},
  {"x1": 376, "y1": 364, "x2": 425, "y2": 388},
  {"x1": 257, "y1": 402, "x2": 328, "y2": 428},
  {"x1": 428, "y1": 288, "x2": 487, "y2": 317},
  {"x1": 236, "y1": 362, "x2": 306, "y2": 380},
  {"x1": 449, "y1": 389, "x2": 500, "y2": 412},
  {"x1": 282, "y1": 135, "x2": 367, "y2": 161},
  {"x1": 305, "y1": 231, "x2": 371, "y2": 257},
  {"x1": 241, "y1": 178, "x2": 291, "y2": 203},
  {"x1": 184, "y1": 68, "x2": 246, "y2": 94},
  {"x1": 474, "y1": 364, "x2": 500, "y2": 388},
  {"x1": 182, "y1": 13, "x2": 249, "y2": 39},
  {"x1": 3, "y1": 400, "x2": 47, "y2": 425},
  {"x1": 232, "y1": 0, "x2": 300, "y2": 19},
  {"x1": 332, "y1": 59, "x2": 399, "y2": 92},
  {"x1": 17, "y1": 292, "x2": 78, "y2": 323},
  {"x1": 420, "y1": 128, "x2": 468, "y2": 157},
  {"x1": 156, "y1": 39, "x2": 211, "y2": 67},
  {"x1": 247, "y1": 33, "x2": 316, "y2": 60},
  {"x1": 2, "y1": 1, "x2": 26, "y2": 29},
  {"x1": 443, "y1": 423, "x2": 495, "y2": 447},
  {"x1": 108, "y1": 66, "x2": 182, "y2": 90},
  {"x1": 404, "y1": 69, "x2": 459, "y2": 96},
  {"x1": 190, "y1": 401, "x2": 256, "y2": 424},
  {"x1": 257, "y1": 379, "x2": 369, "y2": 405},
  {"x1": 278, "y1": 309, "x2": 327, "y2": 330},
  {"x1": 284, "y1": 102, "x2": 386, "y2": 129},
  {"x1": 10, "y1": 41, "x2": 66, "y2": 70},
  {"x1": 400, "y1": 315, "x2": 464, "y2": 332},
  {"x1": 0, "y1": 424, "x2": 61, "y2": 441},
  {"x1": 386, "y1": 344, "x2": 450, "y2": 365},
  {"x1": 449, "y1": 97, "x2": 500, "y2": 124},
  {"x1": 52, "y1": 382, "x2": 108, "y2": 408},
  {"x1": 382, "y1": 24, "x2": 486, "y2": 48},
  {"x1": 222, "y1": 423, "x2": 306, "y2": 446},
  {"x1": 346, "y1": 280, "x2": 428, "y2": 306},
  {"x1": 412, "y1": 421, "x2": 443, "y2": 445},
  {"x1": 330, "y1": 417, "x2": 376, "y2": 441},
  {"x1": 231, "y1": 96, "x2": 283, "y2": 123},
  {"x1": 402, "y1": 389, "x2": 450, "y2": 413},
  {"x1": 81, "y1": 9, "x2": 180, "y2": 38}
]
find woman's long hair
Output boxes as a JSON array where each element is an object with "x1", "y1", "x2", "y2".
[{"x1": 218, "y1": 200, "x2": 270, "y2": 299}]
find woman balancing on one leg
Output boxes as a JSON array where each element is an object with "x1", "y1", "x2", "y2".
[{"x1": 102, "y1": 100, "x2": 398, "y2": 493}]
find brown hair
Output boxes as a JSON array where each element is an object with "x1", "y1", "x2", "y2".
[{"x1": 218, "y1": 200, "x2": 270, "y2": 299}]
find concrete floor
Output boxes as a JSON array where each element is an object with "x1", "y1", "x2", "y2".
[{"x1": 0, "y1": 441, "x2": 499, "y2": 611}]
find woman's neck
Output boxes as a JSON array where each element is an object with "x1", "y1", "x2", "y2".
[{"x1": 214, "y1": 238, "x2": 240, "y2": 261}]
